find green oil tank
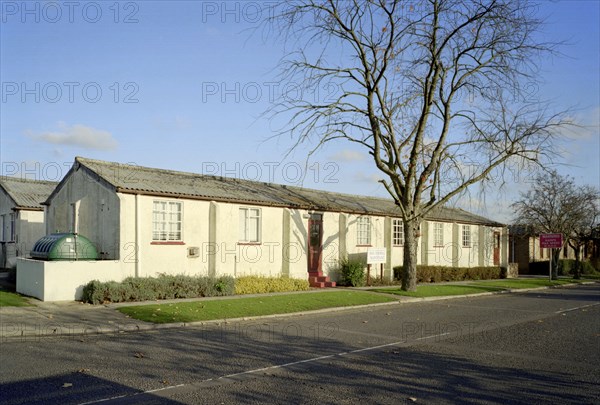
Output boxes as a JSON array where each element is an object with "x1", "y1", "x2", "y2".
[{"x1": 31, "y1": 233, "x2": 98, "y2": 261}]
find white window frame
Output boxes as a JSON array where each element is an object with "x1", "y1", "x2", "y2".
[
  {"x1": 462, "y1": 225, "x2": 471, "y2": 248},
  {"x1": 239, "y1": 207, "x2": 261, "y2": 243},
  {"x1": 393, "y1": 219, "x2": 404, "y2": 246},
  {"x1": 9, "y1": 213, "x2": 16, "y2": 242},
  {"x1": 152, "y1": 200, "x2": 183, "y2": 241},
  {"x1": 433, "y1": 222, "x2": 444, "y2": 247},
  {"x1": 357, "y1": 216, "x2": 371, "y2": 246}
]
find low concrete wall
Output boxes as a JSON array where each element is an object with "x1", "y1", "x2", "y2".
[{"x1": 17, "y1": 258, "x2": 134, "y2": 301}]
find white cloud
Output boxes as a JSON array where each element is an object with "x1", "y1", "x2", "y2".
[
  {"x1": 353, "y1": 172, "x2": 382, "y2": 183},
  {"x1": 562, "y1": 106, "x2": 600, "y2": 141},
  {"x1": 330, "y1": 149, "x2": 366, "y2": 162},
  {"x1": 26, "y1": 122, "x2": 118, "y2": 151}
]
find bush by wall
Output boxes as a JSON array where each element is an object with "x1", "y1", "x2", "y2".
[
  {"x1": 393, "y1": 265, "x2": 502, "y2": 283},
  {"x1": 337, "y1": 258, "x2": 366, "y2": 287},
  {"x1": 528, "y1": 259, "x2": 597, "y2": 276},
  {"x1": 81, "y1": 274, "x2": 235, "y2": 304},
  {"x1": 234, "y1": 276, "x2": 309, "y2": 295}
]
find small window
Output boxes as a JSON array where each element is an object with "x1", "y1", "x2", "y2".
[
  {"x1": 462, "y1": 225, "x2": 471, "y2": 247},
  {"x1": 152, "y1": 201, "x2": 182, "y2": 241},
  {"x1": 239, "y1": 207, "x2": 261, "y2": 243},
  {"x1": 357, "y1": 216, "x2": 371, "y2": 245},
  {"x1": 393, "y1": 219, "x2": 404, "y2": 246},
  {"x1": 9, "y1": 213, "x2": 16, "y2": 242},
  {"x1": 433, "y1": 222, "x2": 444, "y2": 247}
]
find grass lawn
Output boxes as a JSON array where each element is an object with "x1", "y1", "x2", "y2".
[
  {"x1": 0, "y1": 291, "x2": 32, "y2": 307},
  {"x1": 372, "y1": 284, "x2": 501, "y2": 298},
  {"x1": 118, "y1": 291, "x2": 398, "y2": 323},
  {"x1": 469, "y1": 278, "x2": 586, "y2": 289}
]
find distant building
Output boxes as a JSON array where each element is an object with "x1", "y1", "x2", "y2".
[
  {"x1": 0, "y1": 177, "x2": 57, "y2": 268},
  {"x1": 509, "y1": 225, "x2": 577, "y2": 273}
]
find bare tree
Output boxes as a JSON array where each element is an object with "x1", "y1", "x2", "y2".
[
  {"x1": 266, "y1": 0, "x2": 571, "y2": 290},
  {"x1": 512, "y1": 172, "x2": 599, "y2": 279}
]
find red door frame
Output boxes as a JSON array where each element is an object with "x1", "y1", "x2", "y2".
[
  {"x1": 493, "y1": 232, "x2": 501, "y2": 266},
  {"x1": 308, "y1": 214, "x2": 323, "y2": 275}
]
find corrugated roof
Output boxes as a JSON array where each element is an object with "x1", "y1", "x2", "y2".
[
  {"x1": 0, "y1": 177, "x2": 58, "y2": 210},
  {"x1": 71, "y1": 157, "x2": 503, "y2": 226}
]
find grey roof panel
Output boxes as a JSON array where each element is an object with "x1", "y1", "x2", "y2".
[
  {"x1": 74, "y1": 157, "x2": 504, "y2": 226},
  {"x1": 0, "y1": 177, "x2": 58, "y2": 210}
]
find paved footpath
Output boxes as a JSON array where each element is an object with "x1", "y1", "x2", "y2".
[{"x1": 1, "y1": 280, "x2": 596, "y2": 339}]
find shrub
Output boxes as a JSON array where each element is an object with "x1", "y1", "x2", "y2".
[
  {"x1": 527, "y1": 261, "x2": 551, "y2": 275},
  {"x1": 393, "y1": 266, "x2": 403, "y2": 280},
  {"x1": 557, "y1": 259, "x2": 597, "y2": 277},
  {"x1": 393, "y1": 265, "x2": 502, "y2": 283},
  {"x1": 81, "y1": 274, "x2": 235, "y2": 304},
  {"x1": 338, "y1": 258, "x2": 366, "y2": 287},
  {"x1": 234, "y1": 276, "x2": 310, "y2": 295}
]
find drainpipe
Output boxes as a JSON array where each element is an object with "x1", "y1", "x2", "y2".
[{"x1": 135, "y1": 194, "x2": 140, "y2": 278}]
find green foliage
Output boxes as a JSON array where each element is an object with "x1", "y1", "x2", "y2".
[
  {"x1": 527, "y1": 261, "x2": 551, "y2": 275},
  {"x1": 529, "y1": 260, "x2": 597, "y2": 276},
  {"x1": 393, "y1": 265, "x2": 502, "y2": 283},
  {"x1": 234, "y1": 276, "x2": 309, "y2": 295},
  {"x1": 81, "y1": 274, "x2": 235, "y2": 304},
  {"x1": 558, "y1": 259, "x2": 597, "y2": 276},
  {"x1": 338, "y1": 258, "x2": 366, "y2": 287}
]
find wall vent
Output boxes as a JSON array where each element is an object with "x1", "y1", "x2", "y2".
[{"x1": 187, "y1": 246, "x2": 200, "y2": 258}]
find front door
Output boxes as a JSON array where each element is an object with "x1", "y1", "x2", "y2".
[
  {"x1": 308, "y1": 214, "x2": 323, "y2": 274},
  {"x1": 493, "y1": 232, "x2": 501, "y2": 266}
]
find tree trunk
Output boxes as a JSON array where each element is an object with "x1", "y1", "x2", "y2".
[
  {"x1": 573, "y1": 246, "x2": 581, "y2": 279},
  {"x1": 402, "y1": 219, "x2": 420, "y2": 291},
  {"x1": 551, "y1": 248, "x2": 560, "y2": 280}
]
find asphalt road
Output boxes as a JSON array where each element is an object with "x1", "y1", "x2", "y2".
[{"x1": 1, "y1": 284, "x2": 599, "y2": 404}]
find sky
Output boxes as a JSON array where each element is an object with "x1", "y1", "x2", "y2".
[{"x1": 0, "y1": 0, "x2": 598, "y2": 223}]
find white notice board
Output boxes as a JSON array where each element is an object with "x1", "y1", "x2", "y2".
[{"x1": 367, "y1": 248, "x2": 386, "y2": 264}]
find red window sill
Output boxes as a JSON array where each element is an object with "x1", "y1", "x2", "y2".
[
  {"x1": 238, "y1": 242, "x2": 261, "y2": 246},
  {"x1": 151, "y1": 241, "x2": 185, "y2": 245}
]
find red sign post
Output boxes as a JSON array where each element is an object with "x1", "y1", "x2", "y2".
[{"x1": 539, "y1": 233, "x2": 563, "y2": 280}]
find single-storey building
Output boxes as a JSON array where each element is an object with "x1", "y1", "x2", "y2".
[
  {"x1": 0, "y1": 176, "x2": 58, "y2": 268},
  {"x1": 18, "y1": 157, "x2": 509, "y2": 300}
]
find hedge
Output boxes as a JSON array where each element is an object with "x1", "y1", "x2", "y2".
[
  {"x1": 393, "y1": 265, "x2": 502, "y2": 283},
  {"x1": 527, "y1": 259, "x2": 597, "y2": 276},
  {"x1": 234, "y1": 276, "x2": 310, "y2": 295},
  {"x1": 82, "y1": 274, "x2": 235, "y2": 304}
]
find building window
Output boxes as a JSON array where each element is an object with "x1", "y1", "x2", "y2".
[
  {"x1": 9, "y1": 213, "x2": 16, "y2": 242},
  {"x1": 462, "y1": 225, "x2": 471, "y2": 247},
  {"x1": 393, "y1": 219, "x2": 404, "y2": 246},
  {"x1": 357, "y1": 216, "x2": 371, "y2": 245},
  {"x1": 152, "y1": 201, "x2": 182, "y2": 241},
  {"x1": 239, "y1": 207, "x2": 261, "y2": 243},
  {"x1": 433, "y1": 222, "x2": 444, "y2": 247}
]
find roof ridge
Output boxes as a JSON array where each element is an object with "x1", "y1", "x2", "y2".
[
  {"x1": 76, "y1": 156, "x2": 397, "y2": 202},
  {"x1": 74, "y1": 156, "x2": 503, "y2": 225},
  {"x1": 0, "y1": 176, "x2": 59, "y2": 186}
]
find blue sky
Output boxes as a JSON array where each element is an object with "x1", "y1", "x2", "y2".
[{"x1": 1, "y1": 0, "x2": 598, "y2": 223}]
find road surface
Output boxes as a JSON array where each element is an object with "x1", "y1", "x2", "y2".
[{"x1": 1, "y1": 284, "x2": 599, "y2": 404}]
